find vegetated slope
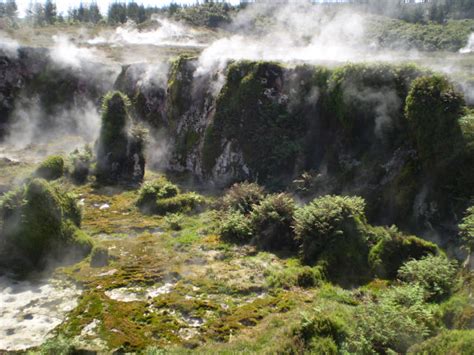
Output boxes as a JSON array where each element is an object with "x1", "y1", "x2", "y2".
[{"x1": 126, "y1": 56, "x2": 472, "y2": 243}]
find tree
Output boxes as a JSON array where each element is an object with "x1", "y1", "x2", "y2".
[{"x1": 44, "y1": 0, "x2": 57, "y2": 25}]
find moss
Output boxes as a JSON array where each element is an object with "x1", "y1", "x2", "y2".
[
  {"x1": 35, "y1": 155, "x2": 64, "y2": 180},
  {"x1": 166, "y1": 55, "x2": 196, "y2": 128},
  {"x1": 408, "y1": 330, "x2": 474, "y2": 355},
  {"x1": 369, "y1": 228, "x2": 440, "y2": 279},
  {"x1": 0, "y1": 178, "x2": 92, "y2": 271}
]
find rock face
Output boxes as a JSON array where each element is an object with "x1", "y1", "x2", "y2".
[
  {"x1": 96, "y1": 91, "x2": 146, "y2": 186},
  {"x1": 126, "y1": 56, "x2": 473, "y2": 243}
]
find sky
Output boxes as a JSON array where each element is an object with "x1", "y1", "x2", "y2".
[{"x1": 15, "y1": 0, "x2": 241, "y2": 17}]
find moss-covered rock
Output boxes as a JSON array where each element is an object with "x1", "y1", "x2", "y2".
[
  {"x1": 369, "y1": 228, "x2": 440, "y2": 279},
  {"x1": 405, "y1": 75, "x2": 465, "y2": 168},
  {"x1": 90, "y1": 246, "x2": 109, "y2": 268},
  {"x1": 0, "y1": 178, "x2": 92, "y2": 271},
  {"x1": 96, "y1": 91, "x2": 146, "y2": 185},
  {"x1": 35, "y1": 155, "x2": 64, "y2": 180}
]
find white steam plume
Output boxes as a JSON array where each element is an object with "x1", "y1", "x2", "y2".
[{"x1": 88, "y1": 17, "x2": 207, "y2": 48}]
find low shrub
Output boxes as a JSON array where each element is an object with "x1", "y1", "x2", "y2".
[
  {"x1": 398, "y1": 255, "x2": 458, "y2": 301},
  {"x1": 250, "y1": 193, "x2": 297, "y2": 251},
  {"x1": 222, "y1": 182, "x2": 265, "y2": 214},
  {"x1": 294, "y1": 195, "x2": 371, "y2": 285},
  {"x1": 136, "y1": 178, "x2": 180, "y2": 213},
  {"x1": 438, "y1": 293, "x2": 474, "y2": 329},
  {"x1": 407, "y1": 330, "x2": 474, "y2": 355},
  {"x1": 369, "y1": 229, "x2": 440, "y2": 279},
  {"x1": 35, "y1": 155, "x2": 64, "y2": 181},
  {"x1": 218, "y1": 210, "x2": 253, "y2": 244},
  {"x1": 346, "y1": 284, "x2": 436, "y2": 354},
  {"x1": 154, "y1": 192, "x2": 204, "y2": 215},
  {"x1": 266, "y1": 265, "x2": 323, "y2": 289},
  {"x1": 164, "y1": 213, "x2": 184, "y2": 231}
]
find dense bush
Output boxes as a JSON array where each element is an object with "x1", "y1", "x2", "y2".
[
  {"x1": 136, "y1": 178, "x2": 180, "y2": 213},
  {"x1": 346, "y1": 284, "x2": 436, "y2": 354},
  {"x1": 407, "y1": 330, "x2": 474, "y2": 354},
  {"x1": 218, "y1": 210, "x2": 253, "y2": 244},
  {"x1": 136, "y1": 177, "x2": 203, "y2": 215},
  {"x1": 294, "y1": 195, "x2": 371, "y2": 284},
  {"x1": 96, "y1": 91, "x2": 146, "y2": 185},
  {"x1": 221, "y1": 182, "x2": 265, "y2": 215},
  {"x1": 438, "y1": 293, "x2": 474, "y2": 330},
  {"x1": 0, "y1": 178, "x2": 92, "y2": 271},
  {"x1": 154, "y1": 192, "x2": 204, "y2": 216},
  {"x1": 250, "y1": 193, "x2": 297, "y2": 251},
  {"x1": 398, "y1": 255, "x2": 458, "y2": 301},
  {"x1": 35, "y1": 155, "x2": 64, "y2": 181},
  {"x1": 369, "y1": 228, "x2": 440, "y2": 279}
]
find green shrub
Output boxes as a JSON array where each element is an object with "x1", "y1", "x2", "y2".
[
  {"x1": 35, "y1": 155, "x2": 64, "y2": 180},
  {"x1": 136, "y1": 178, "x2": 180, "y2": 213},
  {"x1": 0, "y1": 178, "x2": 92, "y2": 271},
  {"x1": 164, "y1": 213, "x2": 184, "y2": 231},
  {"x1": 250, "y1": 193, "x2": 297, "y2": 251},
  {"x1": 154, "y1": 192, "x2": 204, "y2": 216},
  {"x1": 222, "y1": 182, "x2": 265, "y2": 214},
  {"x1": 266, "y1": 265, "x2": 323, "y2": 289},
  {"x1": 294, "y1": 195, "x2": 371, "y2": 285},
  {"x1": 294, "y1": 309, "x2": 348, "y2": 353},
  {"x1": 438, "y1": 293, "x2": 474, "y2": 330},
  {"x1": 369, "y1": 228, "x2": 440, "y2": 279},
  {"x1": 347, "y1": 284, "x2": 436, "y2": 354},
  {"x1": 398, "y1": 255, "x2": 458, "y2": 301},
  {"x1": 407, "y1": 330, "x2": 474, "y2": 355},
  {"x1": 218, "y1": 210, "x2": 253, "y2": 244}
]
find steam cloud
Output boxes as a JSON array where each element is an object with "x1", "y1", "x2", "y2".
[{"x1": 88, "y1": 17, "x2": 207, "y2": 48}]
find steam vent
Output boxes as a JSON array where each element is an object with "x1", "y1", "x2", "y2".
[{"x1": 0, "y1": 0, "x2": 473, "y2": 353}]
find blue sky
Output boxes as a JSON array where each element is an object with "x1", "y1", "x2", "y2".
[{"x1": 16, "y1": 1, "x2": 241, "y2": 17}]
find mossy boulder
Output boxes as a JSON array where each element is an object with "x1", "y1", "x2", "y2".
[
  {"x1": 96, "y1": 91, "x2": 146, "y2": 186},
  {"x1": 0, "y1": 178, "x2": 92, "y2": 271},
  {"x1": 369, "y1": 228, "x2": 440, "y2": 279},
  {"x1": 35, "y1": 155, "x2": 64, "y2": 181},
  {"x1": 90, "y1": 246, "x2": 109, "y2": 268}
]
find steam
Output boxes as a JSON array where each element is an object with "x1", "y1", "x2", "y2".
[
  {"x1": 0, "y1": 34, "x2": 19, "y2": 58},
  {"x1": 88, "y1": 17, "x2": 207, "y2": 48},
  {"x1": 460, "y1": 33, "x2": 474, "y2": 54},
  {"x1": 50, "y1": 35, "x2": 100, "y2": 69}
]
